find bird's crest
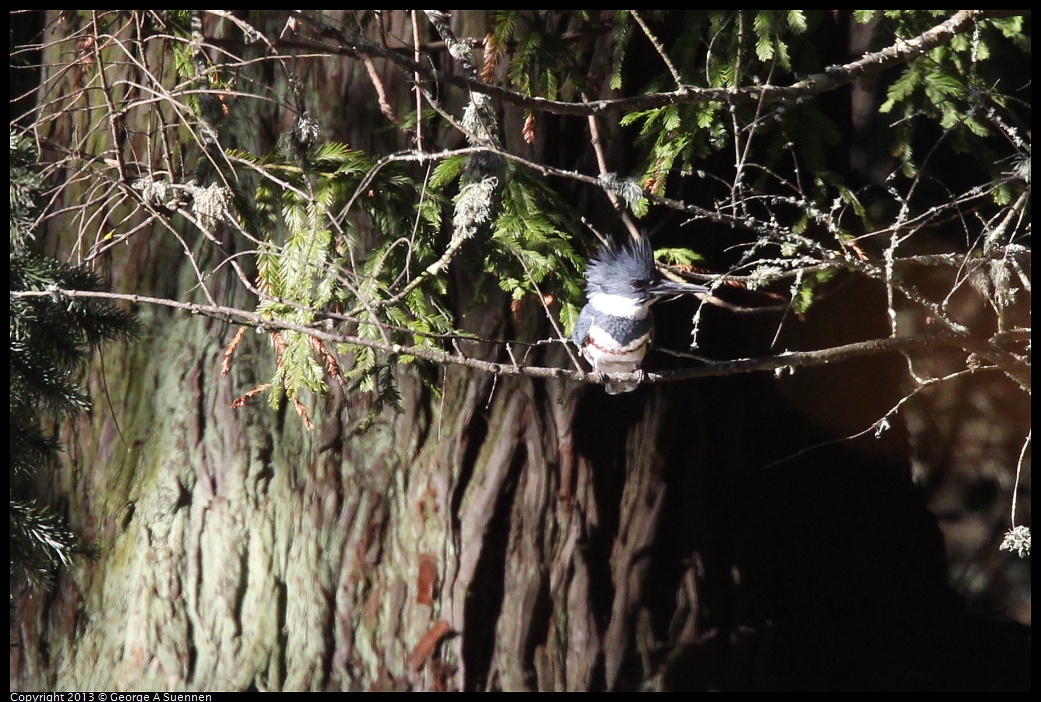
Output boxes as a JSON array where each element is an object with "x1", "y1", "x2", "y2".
[{"x1": 584, "y1": 236, "x2": 655, "y2": 295}]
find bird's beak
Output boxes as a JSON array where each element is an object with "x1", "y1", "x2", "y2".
[{"x1": 647, "y1": 279, "x2": 709, "y2": 299}]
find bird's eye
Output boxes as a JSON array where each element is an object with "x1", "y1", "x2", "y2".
[{"x1": 631, "y1": 279, "x2": 648, "y2": 291}]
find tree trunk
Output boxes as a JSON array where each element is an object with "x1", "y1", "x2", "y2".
[
  {"x1": 8, "y1": 11, "x2": 668, "y2": 691},
  {"x1": 10, "y1": 11, "x2": 1030, "y2": 692}
]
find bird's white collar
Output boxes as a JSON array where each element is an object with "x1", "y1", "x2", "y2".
[{"x1": 590, "y1": 293, "x2": 650, "y2": 318}]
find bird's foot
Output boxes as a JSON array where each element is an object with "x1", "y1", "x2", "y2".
[{"x1": 605, "y1": 369, "x2": 644, "y2": 394}]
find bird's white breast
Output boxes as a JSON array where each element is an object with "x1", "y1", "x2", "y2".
[{"x1": 581, "y1": 327, "x2": 649, "y2": 375}]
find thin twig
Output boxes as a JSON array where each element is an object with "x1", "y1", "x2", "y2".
[{"x1": 629, "y1": 11, "x2": 685, "y2": 89}]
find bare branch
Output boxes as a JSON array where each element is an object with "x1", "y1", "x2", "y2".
[
  {"x1": 12, "y1": 287, "x2": 1026, "y2": 392},
  {"x1": 267, "y1": 10, "x2": 1001, "y2": 117}
]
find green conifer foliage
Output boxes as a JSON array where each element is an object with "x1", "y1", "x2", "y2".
[{"x1": 9, "y1": 131, "x2": 137, "y2": 605}]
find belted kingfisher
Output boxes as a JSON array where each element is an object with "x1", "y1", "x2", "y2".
[{"x1": 572, "y1": 236, "x2": 708, "y2": 393}]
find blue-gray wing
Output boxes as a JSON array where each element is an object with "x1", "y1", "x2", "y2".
[{"x1": 572, "y1": 304, "x2": 594, "y2": 347}]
